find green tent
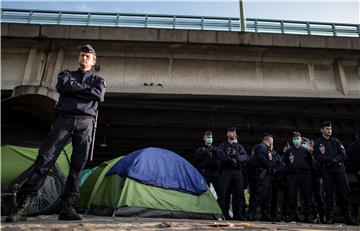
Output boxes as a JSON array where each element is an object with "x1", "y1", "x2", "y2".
[
  {"x1": 1, "y1": 144, "x2": 72, "y2": 215},
  {"x1": 1, "y1": 144, "x2": 72, "y2": 186},
  {"x1": 78, "y1": 157, "x2": 222, "y2": 219}
]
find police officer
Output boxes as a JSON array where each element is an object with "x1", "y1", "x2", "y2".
[
  {"x1": 270, "y1": 150, "x2": 286, "y2": 221},
  {"x1": 302, "y1": 137, "x2": 326, "y2": 223},
  {"x1": 313, "y1": 121, "x2": 358, "y2": 225},
  {"x1": 195, "y1": 130, "x2": 221, "y2": 195},
  {"x1": 248, "y1": 134, "x2": 275, "y2": 221},
  {"x1": 217, "y1": 127, "x2": 249, "y2": 220},
  {"x1": 284, "y1": 132, "x2": 313, "y2": 223},
  {"x1": 5, "y1": 44, "x2": 106, "y2": 222}
]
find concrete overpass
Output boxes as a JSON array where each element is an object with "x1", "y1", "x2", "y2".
[{"x1": 2, "y1": 19, "x2": 360, "y2": 163}]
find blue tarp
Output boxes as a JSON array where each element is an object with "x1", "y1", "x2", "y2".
[{"x1": 106, "y1": 147, "x2": 207, "y2": 195}]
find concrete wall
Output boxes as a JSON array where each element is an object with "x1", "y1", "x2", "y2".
[{"x1": 1, "y1": 23, "x2": 360, "y2": 99}]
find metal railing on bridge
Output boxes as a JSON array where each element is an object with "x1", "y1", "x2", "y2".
[{"x1": 1, "y1": 8, "x2": 360, "y2": 37}]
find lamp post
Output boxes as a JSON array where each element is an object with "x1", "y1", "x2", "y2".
[{"x1": 239, "y1": 0, "x2": 246, "y2": 32}]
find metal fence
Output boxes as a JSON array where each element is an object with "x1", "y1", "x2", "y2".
[{"x1": 1, "y1": 8, "x2": 360, "y2": 37}]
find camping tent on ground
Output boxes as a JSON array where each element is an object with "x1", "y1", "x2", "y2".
[{"x1": 78, "y1": 147, "x2": 222, "y2": 219}]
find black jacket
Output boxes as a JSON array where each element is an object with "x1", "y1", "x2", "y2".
[
  {"x1": 55, "y1": 69, "x2": 106, "y2": 117},
  {"x1": 251, "y1": 142, "x2": 275, "y2": 170},
  {"x1": 347, "y1": 139, "x2": 360, "y2": 172},
  {"x1": 284, "y1": 146, "x2": 312, "y2": 171},
  {"x1": 218, "y1": 141, "x2": 249, "y2": 169},
  {"x1": 313, "y1": 136, "x2": 346, "y2": 168},
  {"x1": 195, "y1": 144, "x2": 220, "y2": 170}
]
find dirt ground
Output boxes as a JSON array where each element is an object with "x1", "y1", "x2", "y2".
[{"x1": 1, "y1": 215, "x2": 360, "y2": 231}]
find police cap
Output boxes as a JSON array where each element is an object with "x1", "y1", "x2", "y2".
[
  {"x1": 227, "y1": 127, "x2": 236, "y2": 132},
  {"x1": 80, "y1": 44, "x2": 96, "y2": 57},
  {"x1": 321, "y1": 121, "x2": 332, "y2": 128}
]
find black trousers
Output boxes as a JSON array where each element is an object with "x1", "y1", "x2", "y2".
[
  {"x1": 20, "y1": 114, "x2": 93, "y2": 199},
  {"x1": 249, "y1": 172, "x2": 272, "y2": 216},
  {"x1": 200, "y1": 169, "x2": 220, "y2": 196},
  {"x1": 310, "y1": 173, "x2": 325, "y2": 218},
  {"x1": 218, "y1": 169, "x2": 244, "y2": 219},
  {"x1": 323, "y1": 167, "x2": 351, "y2": 217},
  {"x1": 286, "y1": 171, "x2": 311, "y2": 219}
]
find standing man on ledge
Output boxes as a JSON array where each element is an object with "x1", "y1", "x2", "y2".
[{"x1": 6, "y1": 44, "x2": 106, "y2": 222}]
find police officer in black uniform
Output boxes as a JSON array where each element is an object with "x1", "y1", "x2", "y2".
[
  {"x1": 270, "y1": 150, "x2": 286, "y2": 221},
  {"x1": 248, "y1": 134, "x2": 275, "y2": 221},
  {"x1": 284, "y1": 132, "x2": 313, "y2": 223},
  {"x1": 195, "y1": 130, "x2": 221, "y2": 195},
  {"x1": 313, "y1": 121, "x2": 358, "y2": 225},
  {"x1": 217, "y1": 127, "x2": 249, "y2": 220},
  {"x1": 5, "y1": 45, "x2": 106, "y2": 222}
]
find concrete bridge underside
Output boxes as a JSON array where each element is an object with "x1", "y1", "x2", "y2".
[{"x1": 1, "y1": 23, "x2": 360, "y2": 164}]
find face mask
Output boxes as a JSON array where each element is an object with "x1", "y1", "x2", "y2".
[
  {"x1": 205, "y1": 137, "x2": 213, "y2": 145},
  {"x1": 293, "y1": 139, "x2": 301, "y2": 146},
  {"x1": 301, "y1": 143, "x2": 308, "y2": 149},
  {"x1": 231, "y1": 139, "x2": 238, "y2": 144}
]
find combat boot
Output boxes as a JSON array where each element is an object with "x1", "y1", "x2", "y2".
[
  {"x1": 5, "y1": 193, "x2": 32, "y2": 222},
  {"x1": 325, "y1": 212, "x2": 335, "y2": 224},
  {"x1": 344, "y1": 214, "x2": 359, "y2": 225},
  {"x1": 58, "y1": 197, "x2": 82, "y2": 220}
]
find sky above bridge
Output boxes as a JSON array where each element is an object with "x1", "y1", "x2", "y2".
[{"x1": 2, "y1": 0, "x2": 359, "y2": 24}]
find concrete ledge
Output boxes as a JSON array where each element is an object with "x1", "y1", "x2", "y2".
[
  {"x1": 272, "y1": 34, "x2": 300, "y2": 47},
  {"x1": 326, "y1": 36, "x2": 353, "y2": 49},
  {"x1": 69, "y1": 26, "x2": 100, "y2": 40},
  {"x1": 189, "y1": 30, "x2": 216, "y2": 43},
  {"x1": 1, "y1": 23, "x2": 9, "y2": 36},
  {"x1": 7, "y1": 24, "x2": 40, "y2": 37},
  {"x1": 217, "y1": 31, "x2": 239, "y2": 44},
  {"x1": 299, "y1": 35, "x2": 326, "y2": 48},
  {"x1": 158, "y1": 29, "x2": 188, "y2": 43},
  {"x1": 40, "y1": 25, "x2": 71, "y2": 39},
  {"x1": 2, "y1": 23, "x2": 359, "y2": 50}
]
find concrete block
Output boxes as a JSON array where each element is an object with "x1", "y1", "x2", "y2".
[
  {"x1": 326, "y1": 37, "x2": 352, "y2": 49},
  {"x1": 158, "y1": 29, "x2": 188, "y2": 43},
  {"x1": 69, "y1": 26, "x2": 100, "y2": 40},
  {"x1": 142, "y1": 28, "x2": 159, "y2": 41},
  {"x1": 8, "y1": 24, "x2": 39, "y2": 37},
  {"x1": 216, "y1": 31, "x2": 239, "y2": 44},
  {"x1": 99, "y1": 27, "x2": 130, "y2": 40},
  {"x1": 40, "y1": 25, "x2": 70, "y2": 39},
  {"x1": 272, "y1": 34, "x2": 300, "y2": 47},
  {"x1": 351, "y1": 38, "x2": 360, "y2": 50},
  {"x1": 1, "y1": 23, "x2": 9, "y2": 36},
  {"x1": 299, "y1": 35, "x2": 326, "y2": 48},
  {"x1": 250, "y1": 33, "x2": 273, "y2": 46},
  {"x1": 188, "y1": 30, "x2": 216, "y2": 44},
  {"x1": 238, "y1": 33, "x2": 252, "y2": 45}
]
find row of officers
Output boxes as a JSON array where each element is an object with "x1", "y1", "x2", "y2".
[{"x1": 194, "y1": 121, "x2": 359, "y2": 225}]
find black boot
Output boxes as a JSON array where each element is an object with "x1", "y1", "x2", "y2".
[
  {"x1": 5, "y1": 193, "x2": 32, "y2": 222},
  {"x1": 58, "y1": 197, "x2": 82, "y2": 220},
  {"x1": 344, "y1": 215, "x2": 359, "y2": 225},
  {"x1": 325, "y1": 212, "x2": 335, "y2": 224}
]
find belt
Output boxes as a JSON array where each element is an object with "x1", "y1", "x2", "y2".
[{"x1": 59, "y1": 112, "x2": 94, "y2": 119}]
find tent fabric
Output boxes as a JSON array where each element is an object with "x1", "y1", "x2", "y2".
[
  {"x1": 106, "y1": 147, "x2": 207, "y2": 195},
  {"x1": 1, "y1": 144, "x2": 72, "y2": 186},
  {"x1": 80, "y1": 167, "x2": 98, "y2": 186},
  {"x1": 78, "y1": 155, "x2": 222, "y2": 219}
]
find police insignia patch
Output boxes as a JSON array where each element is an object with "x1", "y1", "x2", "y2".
[
  {"x1": 319, "y1": 145, "x2": 325, "y2": 154},
  {"x1": 268, "y1": 152, "x2": 272, "y2": 161}
]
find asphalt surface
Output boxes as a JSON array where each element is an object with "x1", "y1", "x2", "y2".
[{"x1": 1, "y1": 215, "x2": 360, "y2": 231}]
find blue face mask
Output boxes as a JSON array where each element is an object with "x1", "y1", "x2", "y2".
[
  {"x1": 293, "y1": 138, "x2": 301, "y2": 146},
  {"x1": 205, "y1": 137, "x2": 213, "y2": 145},
  {"x1": 231, "y1": 139, "x2": 238, "y2": 144}
]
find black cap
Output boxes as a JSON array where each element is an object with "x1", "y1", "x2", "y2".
[
  {"x1": 80, "y1": 44, "x2": 96, "y2": 56},
  {"x1": 227, "y1": 127, "x2": 236, "y2": 132},
  {"x1": 321, "y1": 121, "x2": 332, "y2": 128},
  {"x1": 292, "y1": 131, "x2": 301, "y2": 137},
  {"x1": 263, "y1": 133, "x2": 273, "y2": 138},
  {"x1": 204, "y1": 130, "x2": 212, "y2": 136}
]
